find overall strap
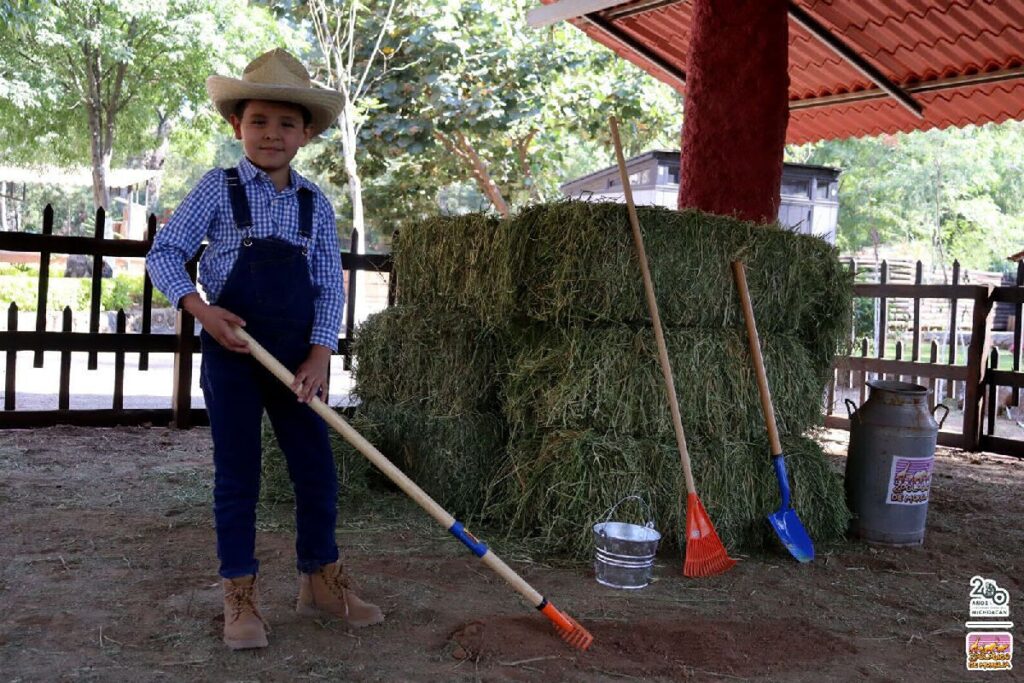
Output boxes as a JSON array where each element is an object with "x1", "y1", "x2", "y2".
[
  {"x1": 297, "y1": 187, "x2": 314, "y2": 239},
  {"x1": 224, "y1": 167, "x2": 253, "y2": 232}
]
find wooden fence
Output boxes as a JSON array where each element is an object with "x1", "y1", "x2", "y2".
[
  {"x1": 0, "y1": 205, "x2": 392, "y2": 428},
  {"x1": 824, "y1": 259, "x2": 1024, "y2": 458}
]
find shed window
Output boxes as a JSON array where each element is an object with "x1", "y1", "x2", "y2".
[
  {"x1": 781, "y1": 179, "x2": 810, "y2": 198},
  {"x1": 816, "y1": 180, "x2": 838, "y2": 199}
]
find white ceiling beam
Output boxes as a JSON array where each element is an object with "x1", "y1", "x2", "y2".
[{"x1": 527, "y1": 0, "x2": 630, "y2": 28}]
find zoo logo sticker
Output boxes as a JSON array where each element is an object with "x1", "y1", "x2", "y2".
[
  {"x1": 885, "y1": 456, "x2": 933, "y2": 505},
  {"x1": 966, "y1": 632, "x2": 1013, "y2": 671}
]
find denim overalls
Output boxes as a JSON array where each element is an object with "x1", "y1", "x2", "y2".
[{"x1": 200, "y1": 168, "x2": 339, "y2": 579}]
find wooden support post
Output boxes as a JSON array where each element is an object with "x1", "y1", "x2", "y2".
[
  {"x1": 961, "y1": 285, "x2": 994, "y2": 451},
  {"x1": 5, "y1": 303, "x2": 16, "y2": 411},
  {"x1": 33, "y1": 205, "x2": 54, "y2": 367}
]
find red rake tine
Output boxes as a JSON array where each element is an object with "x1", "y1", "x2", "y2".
[
  {"x1": 683, "y1": 492, "x2": 737, "y2": 578},
  {"x1": 541, "y1": 601, "x2": 594, "y2": 651}
]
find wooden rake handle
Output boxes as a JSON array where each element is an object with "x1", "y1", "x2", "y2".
[
  {"x1": 731, "y1": 261, "x2": 783, "y2": 456},
  {"x1": 230, "y1": 325, "x2": 546, "y2": 608},
  {"x1": 609, "y1": 117, "x2": 696, "y2": 495}
]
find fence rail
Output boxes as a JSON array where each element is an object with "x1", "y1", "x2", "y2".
[
  {"x1": 824, "y1": 259, "x2": 1024, "y2": 459},
  {"x1": 0, "y1": 204, "x2": 391, "y2": 428}
]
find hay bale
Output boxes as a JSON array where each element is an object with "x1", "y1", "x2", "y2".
[
  {"x1": 352, "y1": 306, "x2": 500, "y2": 415},
  {"x1": 391, "y1": 203, "x2": 852, "y2": 345},
  {"x1": 352, "y1": 401, "x2": 506, "y2": 517},
  {"x1": 501, "y1": 325, "x2": 827, "y2": 442},
  {"x1": 259, "y1": 412, "x2": 372, "y2": 506},
  {"x1": 493, "y1": 429, "x2": 847, "y2": 559},
  {"x1": 516, "y1": 203, "x2": 850, "y2": 336},
  {"x1": 393, "y1": 213, "x2": 523, "y2": 326}
]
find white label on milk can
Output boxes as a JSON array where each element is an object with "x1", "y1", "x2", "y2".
[{"x1": 886, "y1": 456, "x2": 935, "y2": 505}]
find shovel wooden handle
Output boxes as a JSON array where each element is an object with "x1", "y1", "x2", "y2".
[
  {"x1": 610, "y1": 117, "x2": 696, "y2": 495},
  {"x1": 731, "y1": 261, "x2": 783, "y2": 456}
]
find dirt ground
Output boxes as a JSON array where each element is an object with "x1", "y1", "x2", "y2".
[{"x1": 0, "y1": 426, "x2": 1020, "y2": 682}]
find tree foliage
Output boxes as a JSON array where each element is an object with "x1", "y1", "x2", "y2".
[
  {"x1": 0, "y1": 0, "x2": 290, "y2": 211},
  {"x1": 304, "y1": 0, "x2": 682, "y2": 242},
  {"x1": 789, "y1": 121, "x2": 1024, "y2": 273}
]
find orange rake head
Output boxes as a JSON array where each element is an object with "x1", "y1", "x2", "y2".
[
  {"x1": 683, "y1": 492, "x2": 737, "y2": 578},
  {"x1": 540, "y1": 601, "x2": 594, "y2": 651}
]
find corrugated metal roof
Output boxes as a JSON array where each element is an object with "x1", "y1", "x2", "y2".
[{"x1": 553, "y1": 0, "x2": 1024, "y2": 143}]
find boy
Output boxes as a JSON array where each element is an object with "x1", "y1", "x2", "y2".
[{"x1": 147, "y1": 49, "x2": 383, "y2": 650}]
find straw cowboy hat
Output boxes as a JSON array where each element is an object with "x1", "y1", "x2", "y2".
[{"x1": 206, "y1": 49, "x2": 344, "y2": 137}]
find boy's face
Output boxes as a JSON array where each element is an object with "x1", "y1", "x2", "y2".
[{"x1": 230, "y1": 100, "x2": 312, "y2": 176}]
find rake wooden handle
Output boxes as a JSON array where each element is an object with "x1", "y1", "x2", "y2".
[
  {"x1": 731, "y1": 261, "x2": 783, "y2": 456},
  {"x1": 609, "y1": 117, "x2": 696, "y2": 495},
  {"x1": 231, "y1": 325, "x2": 546, "y2": 608}
]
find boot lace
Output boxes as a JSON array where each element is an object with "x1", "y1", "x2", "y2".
[
  {"x1": 225, "y1": 580, "x2": 268, "y2": 628},
  {"x1": 322, "y1": 564, "x2": 353, "y2": 615}
]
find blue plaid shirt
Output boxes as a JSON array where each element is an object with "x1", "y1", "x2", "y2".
[{"x1": 146, "y1": 157, "x2": 345, "y2": 351}]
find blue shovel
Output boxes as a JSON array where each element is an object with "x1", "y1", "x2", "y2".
[{"x1": 732, "y1": 262, "x2": 815, "y2": 563}]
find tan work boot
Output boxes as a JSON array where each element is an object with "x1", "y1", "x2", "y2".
[
  {"x1": 296, "y1": 561, "x2": 384, "y2": 627},
  {"x1": 222, "y1": 575, "x2": 269, "y2": 650}
]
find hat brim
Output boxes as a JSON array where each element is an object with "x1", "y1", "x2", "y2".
[{"x1": 207, "y1": 75, "x2": 344, "y2": 137}]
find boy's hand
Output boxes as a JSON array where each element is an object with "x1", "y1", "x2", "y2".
[
  {"x1": 182, "y1": 293, "x2": 249, "y2": 353},
  {"x1": 291, "y1": 344, "x2": 332, "y2": 403}
]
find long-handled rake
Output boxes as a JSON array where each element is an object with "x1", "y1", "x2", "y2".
[
  {"x1": 609, "y1": 118, "x2": 736, "y2": 578},
  {"x1": 232, "y1": 325, "x2": 593, "y2": 651}
]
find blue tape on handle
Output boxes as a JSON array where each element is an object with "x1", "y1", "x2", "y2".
[{"x1": 449, "y1": 521, "x2": 489, "y2": 558}]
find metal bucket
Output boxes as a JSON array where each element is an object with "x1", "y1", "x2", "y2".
[
  {"x1": 844, "y1": 380, "x2": 949, "y2": 546},
  {"x1": 593, "y1": 496, "x2": 661, "y2": 589}
]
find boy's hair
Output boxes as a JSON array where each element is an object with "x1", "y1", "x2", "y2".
[{"x1": 234, "y1": 99, "x2": 313, "y2": 128}]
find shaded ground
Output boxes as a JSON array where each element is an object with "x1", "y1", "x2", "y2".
[{"x1": 0, "y1": 426, "x2": 1020, "y2": 681}]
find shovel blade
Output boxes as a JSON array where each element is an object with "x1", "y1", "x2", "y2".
[{"x1": 768, "y1": 508, "x2": 814, "y2": 563}]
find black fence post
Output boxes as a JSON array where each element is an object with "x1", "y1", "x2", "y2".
[
  {"x1": 33, "y1": 205, "x2": 54, "y2": 367},
  {"x1": 5, "y1": 303, "x2": 16, "y2": 410},
  {"x1": 140, "y1": 213, "x2": 157, "y2": 371},
  {"x1": 87, "y1": 207, "x2": 105, "y2": 370}
]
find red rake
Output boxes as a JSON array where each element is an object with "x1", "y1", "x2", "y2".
[
  {"x1": 610, "y1": 117, "x2": 736, "y2": 579},
  {"x1": 683, "y1": 493, "x2": 738, "y2": 577}
]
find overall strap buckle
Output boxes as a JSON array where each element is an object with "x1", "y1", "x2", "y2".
[{"x1": 224, "y1": 167, "x2": 254, "y2": 239}]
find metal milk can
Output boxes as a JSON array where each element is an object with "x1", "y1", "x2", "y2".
[{"x1": 844, "y1": 380, "x2": 949, "y2": 545}]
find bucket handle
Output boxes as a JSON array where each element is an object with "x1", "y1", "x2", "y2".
[
  {"x1": 599, "y1": 495, "x2": 655, "y2": 532},
  {"x1": 932, "y1": 403, "x2": 950, "y2": 428},
  {"x1": 844, "y1": 398, "x2": 860, "y2": 422}
]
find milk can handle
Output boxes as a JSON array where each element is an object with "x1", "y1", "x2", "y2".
[
  {"x1": 600, "y1": 495, "x2": 655, "y2": 530},
  {"x1": 845, "y1": 398, "x2": 860, "y2": 422},
  {"x1": 932, "y1": 403, "x2": 950, "y2": 428}
]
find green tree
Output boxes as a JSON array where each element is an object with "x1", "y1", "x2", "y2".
[
  {"x1": 790, "y1": 121, "x2": 1024, "y2": 274},
  {"x1": 0, "y1": 0, "x2": 290, "y2": 213}
]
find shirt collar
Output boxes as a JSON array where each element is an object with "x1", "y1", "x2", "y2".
[{"x1": 236, "y1": 157, "x2": 315, "y2": 194}]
